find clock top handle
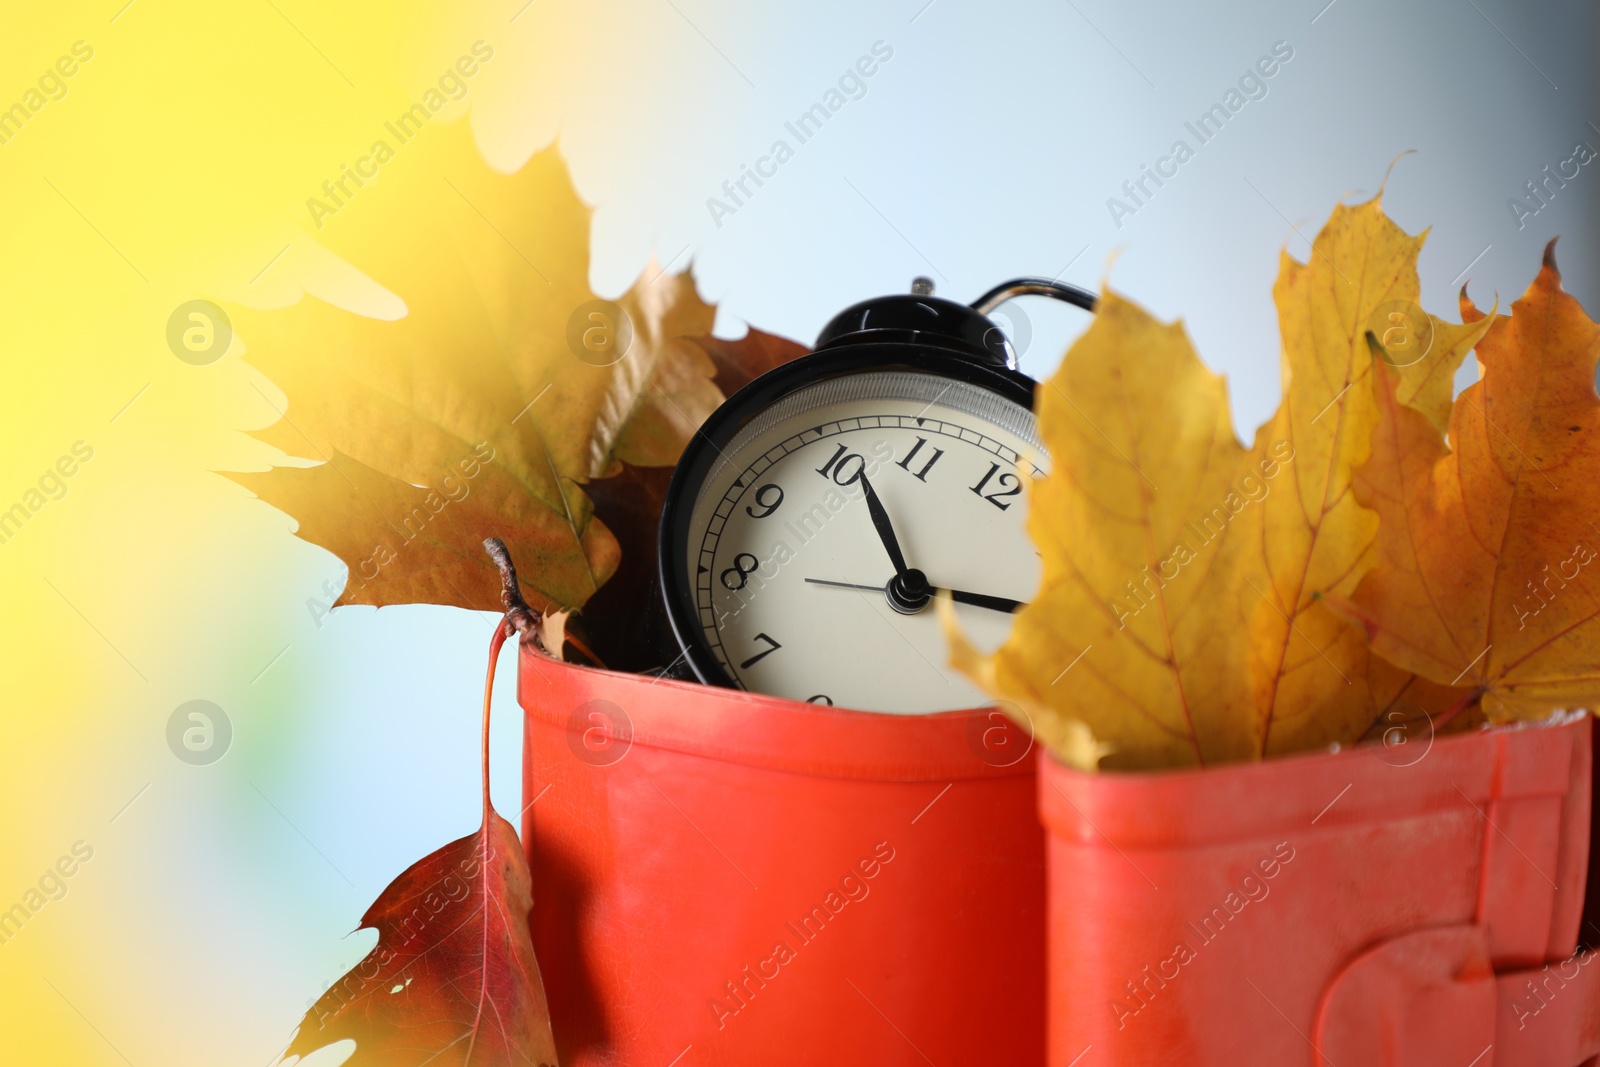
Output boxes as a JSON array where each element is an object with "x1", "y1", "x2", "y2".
[
  {"x1": 968, "y1": 277, "x2": 1098, "y2": 371},
  {"x1": 969, "y1": 277, "x2": 1098, "y2": 317},
  {"x1": 813, "y1": 277, "x2": 1098, "y2": 372}
]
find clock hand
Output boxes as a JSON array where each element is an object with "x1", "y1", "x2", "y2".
[
  {"x1": 940, "y1": 588, "x2": 1028, "y2": 614},
  {"x1": 804, "y1": 578, "x2": 887, "y2": 593},
  {"x1": 804, "y1": 577, "x2": 1026, "y2": 615},
  {"x1": 857, "y1": 474, "x2": 910, "y2": 576}
]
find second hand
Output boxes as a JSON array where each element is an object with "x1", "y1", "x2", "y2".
[{"x1": 804, "y1": 578, "x2": 884, "y2": 592}]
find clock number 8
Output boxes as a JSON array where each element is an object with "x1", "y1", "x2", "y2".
[
  {"x1": 815, "y1": 443, "x2": 865, "y2": 485},
  {"x1": 720, "y1": 552, "x2": 760, "y2": 591}
]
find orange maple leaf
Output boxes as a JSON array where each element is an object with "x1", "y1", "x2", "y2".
[{"x1": 1348, "y1": 241, "x2": 1600, "y2": 721}]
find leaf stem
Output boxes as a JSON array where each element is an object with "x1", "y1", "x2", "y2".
[
  {"x1": 563, "y1": 629, "x2": 605, "y2": 668},
  {"x1": 480, "y1": 538, "x2": 535, "y2": 821},
  {"x1": 484, "y1": 537, "x2": 540, "y2": 639},
  {"x1": 482, "y1": 614, "x2": 507, "y2": 817}
]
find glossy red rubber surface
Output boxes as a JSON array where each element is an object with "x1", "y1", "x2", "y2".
[
  {"x1": 519, "y1": 646, "x2": 1046, "y2": 1066},
  {"x1": 1039, "y1": 714, "x2": 1595, "y2": 1066}
]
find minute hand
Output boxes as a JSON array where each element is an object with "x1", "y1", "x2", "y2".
[
  {"x1": 940, "y1": 588, "x2": 1028, "y2": 614},
  {"x1": 857, "y1": 474, "x2": 910, "y2": 576}
]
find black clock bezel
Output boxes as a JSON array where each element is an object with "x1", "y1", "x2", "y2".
[{"x1": 657, "y1": 342, "x2": 1038, "y2": 692}]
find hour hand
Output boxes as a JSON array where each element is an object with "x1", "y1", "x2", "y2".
[
  {"x1": 857, "y1": 474, "x2": 909, "y2": 576},
  {"x1": 939, "y1": 587, "x2": 1027, "y2": 614}
]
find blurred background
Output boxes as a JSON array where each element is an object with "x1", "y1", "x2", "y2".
[{"x1": 0, "y1": 0, "x2": 1594, "y2": 1062}]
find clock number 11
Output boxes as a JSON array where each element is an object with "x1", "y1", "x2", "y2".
[{"x1": 896, "y1": 436, "x2": 945, "y2": 482}]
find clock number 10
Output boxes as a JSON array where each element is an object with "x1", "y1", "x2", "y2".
[
  {"x1": 815, "y1": 443, "x2": 866, "y2": 485},
  {"x1": 971, "y1": 462, "x2": 1022, "y2": 510}
]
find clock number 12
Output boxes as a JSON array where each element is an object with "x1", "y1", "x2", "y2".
[{"x1": 971, "y1": 462, "x2": 1022, "y2": 510}]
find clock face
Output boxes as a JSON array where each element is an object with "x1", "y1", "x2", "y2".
[{"x1": 675, "y1": 368, "x2": 1045, "y2": 714}]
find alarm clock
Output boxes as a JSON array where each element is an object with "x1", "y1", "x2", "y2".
[{"x1": 657, "y1": 277, "x2": 1095, "y2": 714}]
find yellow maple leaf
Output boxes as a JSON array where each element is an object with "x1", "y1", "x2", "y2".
[
  {"x1": 1229, "y1": 198, "x2": 1491, "y2": 757},
  {"x1": 230, "y1": 120, "x2": 727, "y2": 613},
  {"x1": 1349, "y1": 243, "x2": 1600, "y2": 721},
  {"x1": 952, "y1": 194, "x2": 1490, "y2": 768},
  {"x1": 947, "y1": 288, "x2": 1252, "y2": 768}
]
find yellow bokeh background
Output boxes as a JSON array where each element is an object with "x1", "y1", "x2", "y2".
[{"x1": 0, "y1": 1, "x2": 607, "y2": 1060}]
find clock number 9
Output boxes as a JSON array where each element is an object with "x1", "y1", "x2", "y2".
[
  {"x1": 744, "y1": 483, "x2": 784, "y2": 518},
  {"x1": 720, "y1": 552, "x2": 760, "y2": 591}
]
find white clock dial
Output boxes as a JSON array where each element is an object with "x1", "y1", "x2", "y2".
[{"x1": 683, "y1": 370, "x2": 1045, "y2": 714}]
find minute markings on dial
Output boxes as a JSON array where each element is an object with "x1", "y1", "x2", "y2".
[
  {"x1": 697, "y1": 416, "x2": 1039, "y2": 572},
  {"x1": 693, "y1": 413, "x2": 1042, "y2": 684}
]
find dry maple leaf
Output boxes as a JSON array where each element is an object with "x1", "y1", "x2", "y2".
[
  {"x1": 286, "y1": 815, "x2": 555, "y2": 1067},
  {"x1": 575, "y1": 328, "x2": 811, "y2": 671},
  {"x1": 951, "y1": 193, "x2": 1489, "y2": 768},
  {"x1": 947, "y1": 287, "x2": 1252, "y2": 767},
  {"x1": 1344, "y1": 241, "x2": 1600, "y2": 721},
  {"x1": 230, "y1": 119, "x2": 738, "y2": 616},
  {"x1": 1223, "y1": 196, "x2": 1492, "y2": 758},
  {"x1": 575, "y1": 462, "x2": 675, "y2": 671},
  {"x1": 697, "y1": 325, "x2": 812, "y2": 397},
  {"x1": 286, "y1": 599, "x2": 557, "y2": 1067},
  {"x1": 234, "y1": 445, "x2": 608, "y2": 612}
]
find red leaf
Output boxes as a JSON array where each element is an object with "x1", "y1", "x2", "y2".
[
  {"x1": 285, "y1": 623, "x2": 558, "y2": 1066},
  {"x1": 285, "y1": 816, "x2": 556, "y2": 1066}
]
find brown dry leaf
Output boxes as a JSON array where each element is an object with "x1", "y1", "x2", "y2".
[
  {"x1": 535, "y1": 609, "x2": 570, "y2": 662},
  {"x1": 571, "y1": 330, "x2": 812, "y2": 670},
  {"x1": 951, "y1": 194, "x2": 1489, "y2": 768},
  {"x1": 1347, "y1": 243, "x2": 1600, "y2": 721},
  {"x1": 235, "y1": 446, "x2": 613, "y2": 613},
  {"x1": 230, "y1": 119, "x2": 730, "y2": 614},
  {"x1": 697, "y1": 326, "x2": 812, "y2": 397},
  {"x1": 576, "y1": 462, "x2": 676, "y2": 671},
  {"x1": 603, "y1": 272, "x2": 723, "y2": 471}
]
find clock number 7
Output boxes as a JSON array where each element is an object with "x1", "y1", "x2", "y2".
[
  {"x1": 739, "y1": 632, "x2": 781, "y2": 670},
  {"x1": 971, "y1": 461, "x2": 1022, "y2": 510}
]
